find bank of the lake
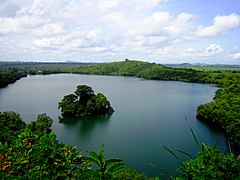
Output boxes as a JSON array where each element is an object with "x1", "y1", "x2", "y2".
[{"x1": 0, "y1": 74, "x2": 228, "y2": 177}]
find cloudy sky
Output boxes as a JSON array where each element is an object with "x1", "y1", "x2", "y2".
[{"x1": 0, "y1": 0, "x2": 240, "y2": 64}]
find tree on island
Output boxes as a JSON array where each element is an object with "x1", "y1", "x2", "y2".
[{"x1": 58, "y1": 85, "x2": 114, "y2": 117}]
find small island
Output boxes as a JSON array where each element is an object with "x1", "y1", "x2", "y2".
[{"x1": 58, "y1": 85, "x2": 114, "y2": 117}]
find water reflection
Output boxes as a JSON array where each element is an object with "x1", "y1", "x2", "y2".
[{"x1": 59, "y1": 114, "x2": 112, "y2": 137}]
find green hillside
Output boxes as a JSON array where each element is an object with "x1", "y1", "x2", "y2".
[
  {"x1": 70, "y1": 60, "x2": 159, "y2": 76},
  {"x1": 70, "y1": 60, "x2": 209, "y2": 83}
]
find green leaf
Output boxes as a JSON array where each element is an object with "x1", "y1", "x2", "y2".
[
  {"x1": 190, "y1": 127, "x2": 201, "y2": 151},
  {"x1": 105, "y1": 158, "x2": 123, "y2": 167},
  {"x1": 163, "y1": 146, "x2": 179, "y2": 160},
  {"x1": 99, "y1": 145, "x2": 105, "y2": 162},
  {"x1": 174, "y1": 148, "x2": 193, "y2": 159},
  {"x1": 89, "y1": 151, "x2": 100, "y2": 163},
  {"x1": 106, "y1": 162, "x2": 126, "y2": 174},
  {"x1": 201, "y1": 143, "x2": 210, "y2": 153},
  {"x1": 148, "y1": 163, "x2": 174, "y2": 179},
  {"x1": 84, "y1": 156, "x2": 101, "y2": 167}
]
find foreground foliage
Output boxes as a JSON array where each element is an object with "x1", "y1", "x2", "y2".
[
  {"x1": 1, "y1": 111, "x2": 240, "y2": 179},
  {"x1": 0, "y1": 129, "x2": 85, "y2": 179},
  {"x1": 59, "y1": 85, "x2": 114, "y2": 117},
  {"x1": 84, "y1": 145, "x2": 127, "y2": 179},
  {"x1": 177, "y1": 145, "x2": 240, "y2": 179},
  {"x1": 0, "y1": 111, "x2": 26, "y2": 144},
  {"x1": 177, "y1": 128, "x2": 240, "y2": 179}
]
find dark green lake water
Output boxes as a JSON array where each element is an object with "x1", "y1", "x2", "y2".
[{"x1": 0, "y1": 74, "x2": 227, "y2": 178}]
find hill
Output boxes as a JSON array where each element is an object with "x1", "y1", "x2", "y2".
[{"x1": 70, "y1": 60, "x2": 207, "y2": 83}]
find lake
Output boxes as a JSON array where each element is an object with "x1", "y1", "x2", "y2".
[{"x1": 0, "y1": 74, "x2": 227, "y2": 178}]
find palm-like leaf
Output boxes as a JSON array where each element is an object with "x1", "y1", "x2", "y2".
[
  {"x1": 85, "y1": 145, "x2": 126, "y2": 179},
  {"x1": 84, "y1": 152, "x2": 101, "y2": 167},
  {"x1": 163, "y1": 145, "x2": 179, "y2": 160},
  {"x1": 190, "y1": 127, "x2": 201, "y2": 151},
  {"x1": 174, "y1": 148, "x2": 193, "y2": 159},
  {"x1": 99, "y1": 145, "x2": 105, "y2": 163},
  {"x1": 106, "y1": 162, "x2": 126, "y2": 174},
  {"x1": 105, "y1": 158, "x2": 123, "y2": 167}
]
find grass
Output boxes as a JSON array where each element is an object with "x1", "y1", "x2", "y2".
[{"x1": 170, "y1": 65, "x2": 240, "y2": 72}]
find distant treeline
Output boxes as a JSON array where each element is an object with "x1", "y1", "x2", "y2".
[
  {"x1": 0, "y1": 60, "x2": 230, "y2": 84},
  {"x1": 0, "y1": 62, "x2": 94, "y2": 88},
  {"x1": 0, "y1": 61, "x2": 96, "y2": 75},
  {"x1": 70, "y1": 60, "x2": 209, "y2": 83},
  {"x1": 0, "y1": 69, "x2": 27, "y2": 88},
  {"x1": 1, "y1": 60, "x2": 240, "y2": 151}
]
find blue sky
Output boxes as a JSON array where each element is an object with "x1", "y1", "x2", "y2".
[{"x1": 0, "y1": 0, "x2": 240, "y2": 64}]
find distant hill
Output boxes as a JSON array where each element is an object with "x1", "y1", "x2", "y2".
[
  {"x1": 69, "y1": 59, "x2": 207, "y2": 83},
  {"x1": 70, "y1": 59, "x2": 164, "y2": 76},
  {"x1": 163, "y1": 63, "x2": 192, "y2": 67},
  {"x1": 165, "y1": 63, "x2": 240, "y2": 68}
]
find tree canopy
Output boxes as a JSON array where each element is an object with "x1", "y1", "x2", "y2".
[
  {"x1": 0, "y1": 111, "x2": 26, "y2": 144},
  {"x1": 29, "y1": 113, "x2": 53, "y2": 132},
  {"x1": 58, "y1": 85, "x2": 114, "y2": 117}
]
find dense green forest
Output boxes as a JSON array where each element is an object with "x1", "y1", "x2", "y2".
[
  {"x1": 0, "y1": 69, "x2": 27, "y2": 88},
  {"x1": 196, "y1": 74, "x2": 240, "y2": 150},
  {"x1": 59, "y1": 85, "x2": 114, "y2": 117},
  {"x1": 1, "y1": 60, "x2": 240, "y2": 179},
  {"x1": 0, "y1": 61, "x2": 92, "y2": 88}
]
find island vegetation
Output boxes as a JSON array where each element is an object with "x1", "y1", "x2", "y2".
[
  {"x1": 58, "y1": 85, "x2": 114, "y2": 117},
  {"x1": 1, "y1": 60, "x2": 240, "y2": 179}
]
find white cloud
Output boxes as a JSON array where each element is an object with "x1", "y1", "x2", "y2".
[
  {"x1": 203, "y1": 44, "x2": 224, "y2": 56},
  {"x1": 86, "y1": 28, "x2": 102, "y2": 41},
  {"x1": 181, "y1": 44, "x2": 225, "y2": 59},
  {"x1": 0, "y1": 0, "x2": 239, "y2": 64},
  {"x1": 128, "y1": 11, "x2": 170, "y2": 36},
  {"x1": 231, "y1": 52, "x2": 240, "y2": 60},
  {"x1": 0, "y1": 15, "x2": 46, "y2": 34},
  {"x1": 0, "y1": 1, "x2": 19, "y2": 17},
  {"x1": 33, "y1": 37, "x2": 64, "y2": 49},
  {"x1": 97, "y1": 0, "x2": 166, "y2": 14},
  {"x1": 127, "y1": 11, "x2": 197, "y2": 51},
  {"x1": 154, "y1": 46, "x2": 172, "y2": 56},
  {"x1": 164, "y1": 13, "x2": 194, "y2": 36},
  {"x1": 98, "y1": 0, "x2": 120, "y2": 13},
  {"x1": 103, "y1": 12, "x2": 125, "y2": 25},
  {"x1": 32, "y1": 27, "x2": 104, "y2": 50},
  {"x1": 182, "y1": 47, "x2": 195, "y2": 56},
  {"x1": 18, "y1": 0, "x2": 62, "y2": 18},
  {"x1": 33, "y1": 23, "x2": 64, "y2": 37},
  {"x1": 196, "y1": 13, "x2": 240, "y2": 37},
  {"x1": 0, "y1": 17, "x2": 20, "y2": 34},
  {"x1": 131, "y1": 0, "x2": 166, "y2": 11}
]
